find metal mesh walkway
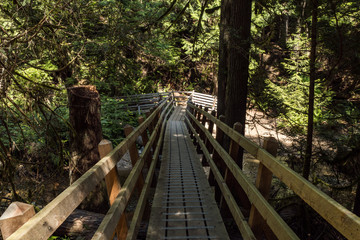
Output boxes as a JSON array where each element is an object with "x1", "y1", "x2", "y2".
[{"x1": 146, "y1": 106, "x2": 229, "y2": 240}]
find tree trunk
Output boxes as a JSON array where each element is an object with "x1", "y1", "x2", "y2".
[
  {"x1": 224, "y1": 0, "x2": 252, "y2": 130},
  {"x1": 353, "y1": 181, "x2": 360, "y2": 216},
  {"x1": 217, "y1": 0, "x2": 229, "y2": 117},
  {"x1": 303, "y1": 0, "x2": 318, "y2": 180},
  {"x1": 67, "y1": 85, "x2": 108, "y2": 213}
]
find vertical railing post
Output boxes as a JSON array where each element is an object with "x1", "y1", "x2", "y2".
[
  {"x1": 220, "y1": 122, "x2": 251, "y2": 215},
  {"x1": 124, "y1": 125, "x2": 145, "y2": 190},
  {"x1": 205, "y1": 110, "x2": 216, "y2": 155},
  {"x1": 196, "y1": 105, "x2": 203, "y2": 152},
  {"x1": 188, "y1": 105, "x2": 195, "y2": 139},
  {"x1": 98, "y1": 139, "x2": 128, "y2": 240},
  {"x1": 209, "y1": 115, "x2": 226, "y2": 203},
  {"x1": 248, "y1": 136, "x2": 278, "y2": 239},
  {"x1": 138, "y1": 116, "x2": 149, "y2": 146},
  {"x1": 199, "y1": 107, "x2": 209, "y2": 161}
]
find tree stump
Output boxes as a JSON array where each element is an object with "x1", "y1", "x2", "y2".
[{"x1": 67, "y1": 85, "x2": 108, "y2": 213}]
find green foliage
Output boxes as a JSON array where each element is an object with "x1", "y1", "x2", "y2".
[{"x1": 101, "y1": 97, "x2": 139, "y2": 145}]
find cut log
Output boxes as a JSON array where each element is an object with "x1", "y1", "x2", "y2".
[{"x1": 53, "y1": 209, "x2": 104, "y2": 239}]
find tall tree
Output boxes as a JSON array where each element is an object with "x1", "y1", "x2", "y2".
[
  {"x1": 223, "y1": 0, "x2": 252, "y2": 131},
  {"x1": 217, "y1": 0, "x2": 229, "y2": 117},
  {"x1": 303, "y1": 0, "x2": 319, "y2": 180}
]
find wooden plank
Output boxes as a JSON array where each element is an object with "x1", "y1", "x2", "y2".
[
  {"x1": 7, "y1": 100, "x2": 169, "y2": 240},
  {"x1": 92, "y1": 100, "x2": 173, "y2": 240},
  {"x1": 186, "y1": 110, "x2": 299, "y2": 240}
]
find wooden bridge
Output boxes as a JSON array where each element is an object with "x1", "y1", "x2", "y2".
[{"x1": 5, "y1": 92, "x2": 360, "y2": 239}]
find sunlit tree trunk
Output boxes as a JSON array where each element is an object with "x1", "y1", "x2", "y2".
[{"x1": 303, "y1": 0, "x2": 318, "y2": 180}]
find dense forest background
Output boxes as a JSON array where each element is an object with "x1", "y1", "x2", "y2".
[{"x1": 0, "y1": 0, "x2": 360, "y2": 238}]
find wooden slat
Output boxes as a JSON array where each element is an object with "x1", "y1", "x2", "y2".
[
  {"x1": 186, "y1": 110, "x2": 299, "y2": 240},
  {"x1": 7, "y1": 100, "x2": 169, "y2": 240},
  {"x1": 92, "y1": 100, "x2": 173, "y2": 240},
  {"x1": 185, "y1": 117, "x2": 256, "y2": 240}
]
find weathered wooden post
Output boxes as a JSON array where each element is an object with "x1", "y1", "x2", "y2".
[
  {"x1": 195, "y1": 105, "x2": 203, "y2": 152},
  {"x1": 98, "y1": 139, "x2": 128, "y2": 240},
  {"x1": 220, "y1": 122, "x2": 251, "y2": 215},
  {"x1": 0, "y1": 202, "x2": 35, "y2": 239},
  {"x1": 248, "y1": 136, "x2": 278, "y2": 239},
  {"x1": 67, "y1": 85, "x2": 107, "y2": 213},
  {"x1": 209, "y1": 115, "x2": 226, "y2": 203},
  {"x1": 200, "y1": 107, "x2": 209, "y2": 165},
  {"x1": 124, "y1": 125, "x2": 145, "y2": 191}
]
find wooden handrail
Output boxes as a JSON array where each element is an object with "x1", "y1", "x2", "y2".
[
  {"x1": 92, "y1": 98, "x2": 173, "y2": 239},
  {"x1": 186, "y1": 108, "x2": 299, "y2": 240},
  {"x1": 187, "y1": 103, "x2": 360, "y2": 240},
  {"x1": 7, "y1": 98, "x2": 173, "y2": 240}
]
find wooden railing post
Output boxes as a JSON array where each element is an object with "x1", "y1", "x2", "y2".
[
  {"x1": 98, "y1": 139, "x2": 128, "y2": 240},
  {"x1": 220, "y1": 122, "x2": 251, "y2": 216},
  {"x1": 188, "y1": 106, "x2": 195, "y2": 139},
  {"x1": 248, "y1": 136, "x2": 278, "y2": 239},
  {"x1": 209, "y1": 115, "x2": 226, "y2": 202},
  {"x1": 124, "y1": 125, "x2": 145, "y2": 190},
  {"x1": 205, "y1": 110, "x2": 216, "y2": 154},
  {"x1": 195, "y1": 105, "x2": 203, "y2": 152},
  {"x1": 199, "y1": 107, "x2": 209, "y2": 161},
  {"x1": 137, "y1": 116, "x2": 149, "y2": 146}
]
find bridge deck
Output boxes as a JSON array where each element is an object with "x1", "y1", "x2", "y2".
[{"x1": 147, "y1": 106, "x2": 229, "y2": 240}]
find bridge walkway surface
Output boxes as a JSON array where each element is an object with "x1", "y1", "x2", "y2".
[{"x1": 146, "y1": 106, "x2": 229, "y2": 239}]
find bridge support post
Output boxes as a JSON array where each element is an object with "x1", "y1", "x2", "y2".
[
  {"x1": 248, "y1": 136, "x2": 278, "y2": 239},
  {"x1": 98, "y1": 139, "x2": 128, "y2": 240}
]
